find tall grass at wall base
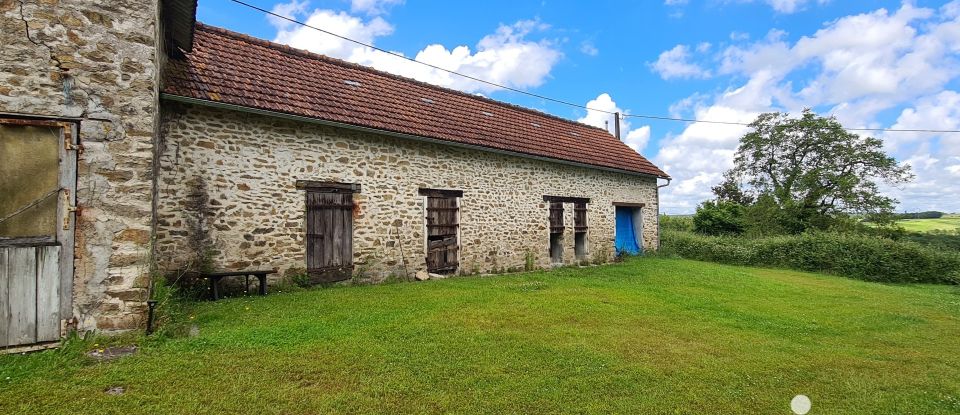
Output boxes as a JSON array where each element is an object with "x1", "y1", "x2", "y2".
[{"x1": 661, "y1": 230, "x2": 960, "y2": 284}]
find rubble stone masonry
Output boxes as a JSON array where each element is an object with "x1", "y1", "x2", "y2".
[
  {"x1": 1, "y1": 0, "x2": 159, "y2": 330},
  {"x1": 156, "y1": 103, "x2": 660, "y2": 280}
]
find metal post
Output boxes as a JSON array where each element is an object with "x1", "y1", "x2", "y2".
[{"x1": 146, "y1": 300, "x2": 158, "y2": 335}]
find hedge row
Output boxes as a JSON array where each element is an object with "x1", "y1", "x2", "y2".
[{"x1": 661, "y1": 230, "x2": 960, "y2": 284}]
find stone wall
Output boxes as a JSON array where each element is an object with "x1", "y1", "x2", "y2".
[
  {"x1": 0, "y1": 0, "x2": 159, "y2": 330},
  {"x1": 156, "y1": 102, "x2": 660, "y2": 280}
]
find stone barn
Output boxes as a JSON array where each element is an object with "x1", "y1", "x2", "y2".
[{"x1": 0, "y1": 0, "x2": 668, "y2": 350}]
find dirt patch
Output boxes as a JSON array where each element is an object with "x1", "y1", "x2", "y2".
[{"x1": 87, "y1": 345, "x2": 138, "y2": 362}]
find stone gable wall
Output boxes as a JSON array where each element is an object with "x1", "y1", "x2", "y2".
[
  {"x1": 156, "y1": 103, "x2": 660, "y2": 280},
  {"x1": 1, "y1": 0, "x2": 159, "y2": 330}
]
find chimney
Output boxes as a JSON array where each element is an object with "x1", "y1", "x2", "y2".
[{"x1": 614, "y1": 112, "x2": 621, "y2": 140}]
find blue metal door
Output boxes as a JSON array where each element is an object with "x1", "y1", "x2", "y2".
[{"x1": 615, "y1": 207, "x2": 641, "y2": 255}]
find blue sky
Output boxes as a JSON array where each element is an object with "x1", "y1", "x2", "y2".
[{"x1": 198, "y1": 0, "x2": 960, "y2": 213}]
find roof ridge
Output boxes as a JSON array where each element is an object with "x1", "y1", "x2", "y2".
[{"x1": 192, "y1": 22, "x2": 613, "y2": 134}]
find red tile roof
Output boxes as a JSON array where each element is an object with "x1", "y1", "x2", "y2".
[{"x1": 163, "y1": 23, "x2": 669, "y2": 178}]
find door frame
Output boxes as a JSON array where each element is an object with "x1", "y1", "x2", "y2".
[{"x1": 0, "y1": 116, "x2": 78, "y2": 346}]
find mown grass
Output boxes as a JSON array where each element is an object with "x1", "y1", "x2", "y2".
[
  {"x1": 898, "y1": 214, "x2": 960, "y2": 233},
  {"x1": 2, "y1": 258, "x2": 959, "y2": 414}
]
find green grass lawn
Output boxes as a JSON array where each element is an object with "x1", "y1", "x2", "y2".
[
  {"x1": 2, "y1": 258, "x2": 959, "y2": 414},
  {"x1": 898, "y1": 214, "x2": 960, "y2": 233}
]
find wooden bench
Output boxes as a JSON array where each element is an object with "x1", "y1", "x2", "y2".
[{"x1": 201, "y1": 270, "x2": 275, "y2": 301}]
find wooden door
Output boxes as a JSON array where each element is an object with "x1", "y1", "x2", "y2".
[
  {"x1": 549, "y1": 202, "x2": 564, "y2": 234},
  {"x1": 0, "y1": 119, "x2": 77, "y2": 348},
  {"x1": 425, "y1": 196, "x2": 459, "y2": 274},
  {"x1": 305, "y1": 190, "x2": 354, "y2": 283}
]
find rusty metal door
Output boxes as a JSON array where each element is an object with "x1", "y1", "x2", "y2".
[
  {"x1": 305, "y1": 189, "x2": 354, "y2": 283},
  {"x1": 0, "y1": 119, "x2": 77, "y2": 349}
]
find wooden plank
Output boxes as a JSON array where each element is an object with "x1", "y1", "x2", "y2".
[
  {"x1": 305, "y1": 194, "x2": 316, "y2": 270},
  {"x1": 425, "y1": 197, "x2": 436, "y2": 237},
  {"x1": 543, "y1": 195, "x2": 590, "y2": 204},
  {"x1": 295, "y1": 180, "x2": 361, "y2": 192},
  {"x1": 58, "y1": 123, "x2": 77, "y2": 319},
  {"x1": 574, "y1": 202, "x2": 588, "y2": 232},
  {"x1": 428, "y1": 238, "x2": 458, "y2": 248},
  {"x1": 0, "y1": 118, "x2": 73, "y2": 128},
  {"x1": 443, "y1": 198, "x2": 453, "y2": 232},
  {"x1": 343, "y1": 193, "x2": 350, "y2": 267},
  {"x1": 309, "y1": 191, "x2": 320, "y2": 270},
  {"x1": 322, "y1": 193, "x2": 334, "y2": 268},
  {"x1": 6, "y1": 247, "x2": 37, "y2": 346},
  {"x1": 549, "y1": 202, "x2": 564, "y2": 233},
  {"x1": 418, "y1": 188, "x2": 463, "y2": 198},
  {"x1": 342, "y1": 193, "x2": 353, "y2": 268},
  {"x1": 314, "y1": 192, "x2": 325, "y2": 270},
  {"x1": 0, "y1": 248, "x2": 9, "y2": 346},
  {"x1": 202, "y1": 270, "x2": 274, "y2": 277},
  {"x1": 35, "y1": 245, "x2": 60, "y2": 342},
  {"x1": 331, "y1": 193, "x2": 343, "y2": 267},
  {"x1": 0, "y1": 236, "x2": 57, "y2": 247},
  {"x1": 0, "y1": 340, "x2": 59, "y2": 355}
]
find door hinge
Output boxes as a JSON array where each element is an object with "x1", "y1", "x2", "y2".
[
  {"x1": 62, "y1": 189, "x2": 77, "y2": 230},
  {"x1": 64, "y1": 135, "x2": 82, "y2": 153}
]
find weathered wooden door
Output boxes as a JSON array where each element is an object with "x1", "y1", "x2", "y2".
[
  {"x1": 548, "y1": 202, "x2": 564, "y2": 263},
  {"x1": 1, "y1": 119, "x2": 77, "y2": 349},
  {"x1": 304, "y1": 188, "x2": 354, "y2": 283},
  {"x1": 425, "y1": 195, "x2": 459, "y2": 274}
]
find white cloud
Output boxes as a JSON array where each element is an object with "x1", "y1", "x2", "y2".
[
  {"x1": 580, "y1": 41, "x2": 599, "y2": 56},
  {"x1": 664, "y1": 0, "x2": 688, "y2": 5},
  {"x1": 733, "y1": 0, "x2": 830, "y2": 14},
  {"x1": 350, "y1": 0, "x2": 403, "y2": 15},
  {"x1": 655, "y1": 2, "x2": 960, "y2": 212},
  {"x1": 625, "y1": 126, "x2": 651, "y2": 153},
  {"x1": 879, "y1": 91, "x2": 960, "y2": 212},
  {"x1": 268, "y1": 0, "x2": 308, "y2": 31},
  {"x1": 273, "y1": 8, "x2": 394, "y2": 59},
  {"x1": 650, "y1": 45, "x2": 711, "y2": 80},
  {"x1": 268, "y1": 2, "x2": 561, "y2": 94},
  {"x1": 884, "y1": 91, "x2": 960, "y2": 151},
  {"x1": 730, "y1": 31, "x2": 750, "y2": 41},
  {"x1": 578, "y1": 93, "x2": 652, "y2": 152}
]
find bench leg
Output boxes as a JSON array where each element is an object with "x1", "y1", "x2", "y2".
[
  {"x1": 258, "y1": 275, "x2": 267, "y2": 296},
  {"x1": 210, "y1": 277, "x2": 220, "y2": 301}
]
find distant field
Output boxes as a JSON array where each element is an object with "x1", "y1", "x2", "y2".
[{"x1": 898, "y1": 214, "x2": 960, "y2": 233}]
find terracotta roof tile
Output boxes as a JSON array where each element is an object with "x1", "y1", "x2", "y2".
[{"x1": 163, "y1": 23, "x2": 669, "y2": 178}]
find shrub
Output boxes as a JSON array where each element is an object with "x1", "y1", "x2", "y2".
[
  {"x1": 524, "y1": 250, "x2": 537, "y2": 271},
  {"x1": 660, "y1": 215, "x2": 694, "y2": 232},
  {"x1": 693, "y1": 201, "x2": 747, "y2": 236},
  {"x1": 895, "y1": 211, "x2": 945, "y2": 220},
  {"x1": 146, "y1": 278, "x2": 193, "y2": 338},
  {"x1": 661, "y1": 230, "x2": 960, "y2": 284},
  {"x1": 291, "y1": 273, "x2": 313, "y2": 288},
  {"x1": 904, "y1": 229, "x2": 960, "y2": 252}
]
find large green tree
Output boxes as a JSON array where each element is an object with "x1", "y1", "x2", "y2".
[{"x1": 716, "y1": 109, "x2": 913, "y2": 232}]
